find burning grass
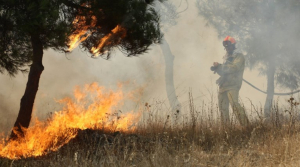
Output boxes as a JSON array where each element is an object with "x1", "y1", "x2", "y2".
[
  {"x1": 1, "y1": 87, "x2": 300, "y2": 166},
  {"x1": 0, "y1": 83, "x2": 140, "y2": 159}
]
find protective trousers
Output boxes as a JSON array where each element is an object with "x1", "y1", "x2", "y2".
[{"x1": 218, "y1": 89, "x2": 249, "y2": 126}]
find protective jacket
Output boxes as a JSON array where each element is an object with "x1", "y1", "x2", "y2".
[{"x1": 215, "y1": 52, "x2": 245, "y2": 93}]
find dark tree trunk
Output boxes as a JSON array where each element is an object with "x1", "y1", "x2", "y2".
[
  {"x1": 264, "y1": 65, "x2": 275, "y2": 118},
  {"x1": 160, "y1": 37, "x2": 182, "y2": 113},
  {"x1": 10, "y1": 34, "x2": 44, "y2": 140}
]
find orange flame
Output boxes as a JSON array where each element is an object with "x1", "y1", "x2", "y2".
[
  {"x1": 0, "y1": 83, "x2": 141, "y2": 159},
  {"x1": 67, "y1": 13, "x2": 127, "y2": 56},
  {"x1": 91, "y1": 25, "x2": 127, "y2": 57},
  {"x1": 67, "y1": 15, "x2": 97, "y2": 51}
]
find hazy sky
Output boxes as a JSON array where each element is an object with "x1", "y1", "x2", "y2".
[{"x1": 0, "y1": 0, "x2": 294, "y2": 133}]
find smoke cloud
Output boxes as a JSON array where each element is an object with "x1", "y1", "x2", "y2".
[{"x1": 1, "y1": 0, "x2": 297, "y2": 133}]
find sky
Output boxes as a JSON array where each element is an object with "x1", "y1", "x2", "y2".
[{"x1": 0, "y1": 0, "x2": 295, "y2": 133}]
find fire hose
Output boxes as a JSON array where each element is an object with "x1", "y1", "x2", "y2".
[
  {"x1": 211, "y1": 66, "x2": 300, "y2": 96},
  {"x1": 242, "y1": 79, "x2": 300, "y2": 96}
]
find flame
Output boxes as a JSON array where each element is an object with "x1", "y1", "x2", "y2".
[
  {"x1": 67, "y1": 11, "x2": 127, "y2": 56},
  {"x1": 67, "y1": 15, "x2": 97, "y2": 51},
  {"x1": 91, "y1": 25, "x2": 127, "y2": 57},
  {"x1": 0, "y1": 83, "x2": 141, "y2": 159}
]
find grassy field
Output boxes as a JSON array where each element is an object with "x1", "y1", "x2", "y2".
[{"x1": 1, "y1": 97, "x2": 300, "y2": 167}]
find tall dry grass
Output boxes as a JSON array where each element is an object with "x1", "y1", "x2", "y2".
[{"x1": 1, "y1": 96, "x2": 300, "y2": 167}]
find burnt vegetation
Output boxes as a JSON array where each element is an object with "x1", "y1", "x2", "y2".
[{"x1": 1, "y1": 98, "x2": 300, "y2": 166}]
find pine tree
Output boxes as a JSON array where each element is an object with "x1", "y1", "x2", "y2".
[
  {"x1": 156, "y1": 1, "x2": 182, "y2": 115},
  {"x1": 0, "y1": 0, "x2": 163, "y2": 139}
]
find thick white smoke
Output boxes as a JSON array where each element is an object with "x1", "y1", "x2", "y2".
[{"x1": 1, "y1": 0, "x2": 295, "y2": 133}]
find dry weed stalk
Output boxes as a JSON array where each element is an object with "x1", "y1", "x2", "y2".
[{"x1": 1, "y1": 97, "x2": 300, "y2": 166}]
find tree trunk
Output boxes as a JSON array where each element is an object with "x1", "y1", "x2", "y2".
[
  {"x1": 264, "y1": 65, "x2": 275, "y2": 118},
  {"x1": 10, "y1": 34, "x2": 44, "y2": 140},
  {"x1": 160, "y1": 37, "x2": 182, "y2": 113}
]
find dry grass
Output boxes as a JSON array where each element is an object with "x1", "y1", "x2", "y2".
[{"x1": 1, "y1": 97, "x2": 300, "y2": 167}]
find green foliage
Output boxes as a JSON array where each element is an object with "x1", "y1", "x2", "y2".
[
  {"x1": 77, "y1": 0, "x2": 163, "y2": 57},
  {"x1": 197, "y1": 0, "x2": 300, "y2": 90},
  {"x1": 0, "y1": 0, "x2": 163, "y2": 75}
]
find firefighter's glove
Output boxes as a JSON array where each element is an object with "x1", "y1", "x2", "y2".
[
  {"x1": 211, "y1": 63, "x2": 221, "y2": 73},
  {"x1": 210, "y1": 66, "x2": 217, "y2": 71}
]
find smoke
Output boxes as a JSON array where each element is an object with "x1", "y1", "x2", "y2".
[
  {"x1": 196, "y1": 0, "x2": 300, "y2": 90},
  {"x1": 196, "y1": 0, "x2": 300, "y2": 115},
  {"x1": 1, "y1": 0, "x2": 298, "y2": 133}
]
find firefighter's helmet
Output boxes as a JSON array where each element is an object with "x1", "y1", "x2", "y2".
[{"x1": 223, "y1": 36, "x2": 236, "y2": 47}]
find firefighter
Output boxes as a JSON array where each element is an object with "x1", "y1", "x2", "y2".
[{"x1": 211, "y1": 36, "x2": 249, "y2": 126}]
